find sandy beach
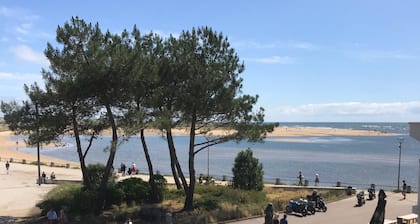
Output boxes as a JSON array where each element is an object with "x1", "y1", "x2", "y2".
[
  {"x1": 0, "y1": 126, "x2": 390, "y2": 218},
  {"x1": 101, "y1": 126, "x2": 391, "y2": 137}
]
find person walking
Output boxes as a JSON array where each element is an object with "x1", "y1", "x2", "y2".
[
  {"x1": 279, "y1": 214, "x2": 288, "y2": 224},
  {"x1": 315, "y1": 173, "x2": 320, "y2": 186},
  {"x1": 5, "y1": 161, "x2": 10, "y2": 174},
  {"x1": 264, "y1": 203, "x2": 274, "y2": 224},
  {"x1": 298, "y1": 171, "x2": 304, "y2": 186},
  {"x1": 402, "y1": 180, "x2": 407, "y2": 199}
]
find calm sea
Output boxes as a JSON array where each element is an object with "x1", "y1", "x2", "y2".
[{"x1": 13, "y1": 122, "x2": 420, "y2": 191}]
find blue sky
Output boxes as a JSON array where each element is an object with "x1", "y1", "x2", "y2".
[{"x1": 1, "y1": 1, "x2": 420, "y2": 122}]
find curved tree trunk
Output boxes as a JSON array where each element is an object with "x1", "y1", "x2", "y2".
[
  {"x1": 140, "y1": 129, "x2": 159, "y2": 202},
  {"x1": 95, "y1": 103, "x2": 118, "y2": 215},
  {"x1": 166, "y1": 128, "x2": 183, "y2": 189},
  {"x1": 71, "y1": 113, "x2": 90, "y2": 190}
]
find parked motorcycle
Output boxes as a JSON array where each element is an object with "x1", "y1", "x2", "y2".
[
  {"x1": 307, "y1": 193, "x2": 327, "y2": 212},
  {"x1": 357, "y1": 191, "x2": 366, "y2": 206},
  {"x1": 305, "y1": 199, "x2": 316, "y2": 215},
  {"x1": 286, "y1": 199, "x2": 308, "y2": 216}
]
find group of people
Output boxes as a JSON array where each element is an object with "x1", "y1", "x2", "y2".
[
  {"x1": 298, "y1": 171, "x2": 320, "y2": 186},
  {"x1": 41, "y1": 171, "x2": 56, "y2": 184},
  {"x1": 46, "y1": 208, "x2": 67, "y2": 224},
  {"x1": 120, "y1": 162, "x2": 137, "y2": 176},
  {"x1": 264, "y1": 203, "x2": 288, "y2": 224}
]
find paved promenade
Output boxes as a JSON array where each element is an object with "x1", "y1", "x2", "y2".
[{"x1": 230, "y1": 191, "x2": 417, "y2": 224}]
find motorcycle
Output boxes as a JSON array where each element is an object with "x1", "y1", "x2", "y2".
[
  {"x1": 286, "y1": 199, "x2": 308, "y2": 216},
  {"x1": 307, "y1": 194, "x2": 327, "y2": 212},
  {"x1": 368, "y1": 184, "x2": 376, "y2": 200},
  {"x1": 357, "y1": 191, "x2": 366, "y2": 206},
  {"x1": 305, "y1": 199, "x2": 316, "y2": 215}
]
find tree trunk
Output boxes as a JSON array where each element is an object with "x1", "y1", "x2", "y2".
[
  {"x1": 166, "y1": 128, "x2": 182, "y2": 189},
  {"x1": 140, "y1": 129, "x2": 159, "y2": 202},
  {"x1": 71, "y1": 110, "x2": 91, "y2": 190},
  {"x1": 183, "y1": 110, "x2": 197, "y2": 211},
  {"x1": 95, "y1": 103, "x2": 118, "y2": 215}
]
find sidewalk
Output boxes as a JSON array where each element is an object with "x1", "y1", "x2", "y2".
[{"x1": 229, "y1": 191, "x2": 417, "y2": 224}]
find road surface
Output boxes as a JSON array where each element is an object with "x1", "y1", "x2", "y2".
[{"x1": 229, "y1": 191, "x2": 417, "y2": 224}]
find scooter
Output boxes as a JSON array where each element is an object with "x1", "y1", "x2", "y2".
[
  {"x1": 357, "y1": 191, "x2": 366, "y2": 206},
  {"x1": 286, "y1": 199, "x2": 308, "y2": 216}
]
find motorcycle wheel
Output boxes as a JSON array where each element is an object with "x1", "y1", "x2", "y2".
[
  {"x1": 286, "y1": 206, "x2": 292, "y2": 214},
  {"x1": 308, "y1": 206, "x2": 315, "y2": 215},
  {"x1": 302, "y1": 209, "x2": 307, "y2": 216},
  {"x1": 322, "y1": 206, "x2": 327, "y2": 212}
]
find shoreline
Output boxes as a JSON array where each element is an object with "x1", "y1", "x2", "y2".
[
  {"x1": 100, "y1": 126, "x2": 392, "y2": 137},
  {"x1": 0, "y1": 131, "x2": 79, "y2": 167}
]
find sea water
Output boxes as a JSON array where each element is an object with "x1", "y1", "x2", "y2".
[{"x1": 13, "y1": 122, "x2": 420, "y2": 191}]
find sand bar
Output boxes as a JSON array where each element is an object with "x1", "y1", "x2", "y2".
[{"x1": 101, "y1": 126, "x2": 391, "y2": 137}]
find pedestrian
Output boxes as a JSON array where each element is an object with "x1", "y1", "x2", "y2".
[
  {"x1": 280, "y1": 214, "x2": 288, "y2": 224},
  {"x1": 46, "y1": 208, "x2": 58, "y2": 224},
  {"x1": 315, "y1": 173, "x2": 320, "y2": 186},
  {"x1": 42, "y1": 171, "x2": 47, "y2": 183},
  {"x1": 120, "y1": 162, "x2": 126, "y2": 176},
  {"x1": 131, "y1": 162, "x2": 137, "y2": 174},
  {"x1": 402, "y1": 180, "x2": 407, "y2": 199},
  {"x1": 58, "y1": 209, "x2": 68, "y2": 223},
  {"x1": 273, "y1": 213, "x2": 280, "y2": 224},
  {"x1": 5, "y1": 161, "x2": 10, "y2": 174},
  {"x1": 124, "y1": 218, "x2": 133, "y2": 224},
  {"x1": 298, "y1": 171, "x2": 304, "y2": 186},
  {"x1": 50, "y1": 171, "x2": 56, "y2": 183},
  {"x1": 264, "y1": 203, "x2": 274, "y2": 224}
]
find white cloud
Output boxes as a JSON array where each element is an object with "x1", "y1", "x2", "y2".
[
  {"x1": 16, "y1": 23, "x2": 32, "y2": 35},
  {"x1": 346, "y1": 50, "x2": 417, "y2": 62},
  {"x1": 0, "y1": 71, "x2": 40, "y2": 81},
  {"x1": 0, "y1": 6, "x2": 43, "y2": 43},
  {"x1": 244, "y1": 56, "x2": 296, "y2": 64},
  {"x1": 267, "y1": 101, "x2": 420, "y2": 122},
  {"x1": 10, "y1": 44, "x2": 49, "y2": 66},
  {"x1": 233, "y1": 40, "x2": 319, "y2": 50}
]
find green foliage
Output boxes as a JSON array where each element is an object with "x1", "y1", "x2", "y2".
[
  {"x1": 85, "y1": 163, "x2": 115, "y2": 190},
  {"x1": 232, "y1": 148, "x2": 264, "y2": 191},
  {"x1": 37, "y1": 183, "x2": 96, "y2": 216},
  {"x1": 150, "y1": 174, "x2": 168, "y2": 202},
  {"x1": 105, "y1": 184, "x2": 125, "y2": 208},
  {"x1": 116, "y1": 177, "x2": 150, "y2": 205}
]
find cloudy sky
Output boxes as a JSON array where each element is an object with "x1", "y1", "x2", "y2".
[{"x1": 1, "y1": 1, "x2": 419, "y2": 122}]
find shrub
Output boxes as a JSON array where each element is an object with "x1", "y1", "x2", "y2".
[
  {"x1": 151, "y1": 174, "x2": 168, "y2": 203},
  {"x1": 105, "y1": 184, "x2": 125, "y2": 208},
  {"x1": 116, "y1": 177, "x2": 150, "y2": 205},
  {"x1": 232, "y1": 148, "x2": 264, "y2": 191}
]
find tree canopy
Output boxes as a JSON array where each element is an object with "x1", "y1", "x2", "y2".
[
  {"x1": 232, "y1": 148, "x2": 264, "y2": 191},
  {"x1": 1, "y1": 17, "x2": 278, "y2": 213}
]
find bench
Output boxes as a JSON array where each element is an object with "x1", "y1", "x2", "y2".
[
  {"x1": 397, "y1": 213, "x2": 417, "y2": 224},
  {"x1": 36, "y1": 178, "x2": 57, "y2": 184}
]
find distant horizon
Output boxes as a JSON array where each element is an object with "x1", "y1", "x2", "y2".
[{"x1": 0, "y1": 117, "x2": 412, "y2": 124}]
